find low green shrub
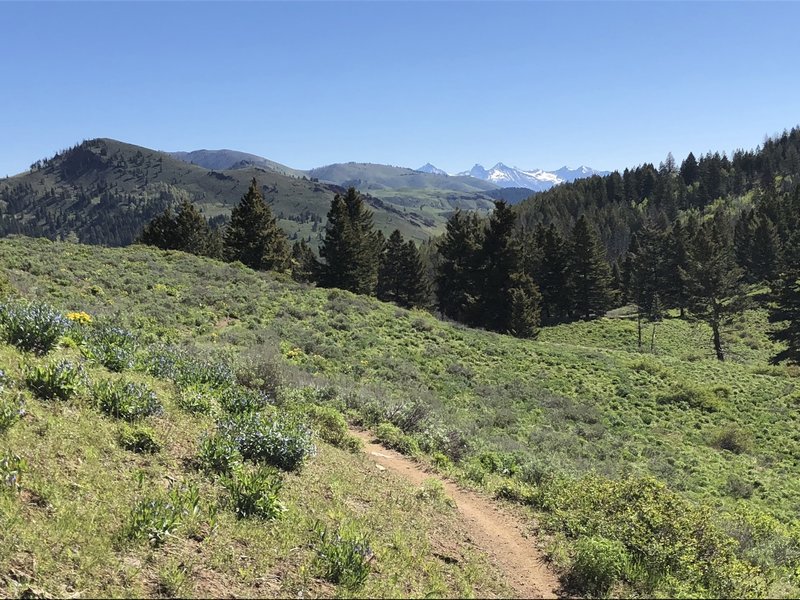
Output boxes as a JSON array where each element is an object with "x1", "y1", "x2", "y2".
[
  {"x1": 93, "y1": 379, "x2": 161, "y2": 421},
  {"x1": 144, "y1": 345, "x2": 234, "y2": 389},
  {"x1": 118, "y1": 423, "x2": 161, "y2": 453},
  {"x1": 568, "y1": 536, "x2": 629, "y2": 597},
  {"x1": 220, "y1": 412, "x2": 316, "y2": 472},
  {"x1": 25, "y1": 359, "x2": 83, "y2": 401},
  {"x1": 375, "y1": 422, "x2": 419, "y2": 456},
  {"x1": 712, "y1": 426, "x2": 753, "y2": 455},
  {"x1": 656, "y1": 383, "x2": 723, "y2": 412},
  {"x1": 304, "y1": 404, "x2": 362, "y2": 453},
  {"x1": 0, "y1": 452, "x2": 26, "y2": 492},
  {"x1": 223, "y1": 465, "x2": 285, "y2": 519},
  {"x1": 197, "y1": 432, "x2": 241, "y2": 475},
  {"x1": 313, "y1": 521, "x2": 373, "y2": 589},
  {"x1": 415, "y1": 478, "x2": 455, "y2": 508},
  {"x1": 0, "y1": 300, "x2": 68, "y2": 355}
]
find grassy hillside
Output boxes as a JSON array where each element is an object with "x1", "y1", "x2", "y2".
[
  {"x1": 2, "y1": 237, "x2": 800, "y2": 597},
  {"x1": 169, "y1": 149, "x2": 306, "y2": 178}
]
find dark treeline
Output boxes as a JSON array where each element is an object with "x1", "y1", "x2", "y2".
[{"x1": 135, "y1": 129, "x2": 800, "y2": 364}]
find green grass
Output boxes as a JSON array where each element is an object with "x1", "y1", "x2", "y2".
[{"x1": 1, "y1": 236, "x2": 800, "y2": 597}]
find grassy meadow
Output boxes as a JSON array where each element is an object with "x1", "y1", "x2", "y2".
[{"x1": 1, "y1": 236, "x2": 800, "y2": 597}]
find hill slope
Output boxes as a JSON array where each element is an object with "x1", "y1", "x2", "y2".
[
  {"x1": 0, "y1": 139, "x2": 441, "y2": 247},
  {"x1": 169, "y1": 149, "x2": 306, "y2": 178},
  {"x1": 1, "y1": 237, "x2": 798, "y2": 597}
]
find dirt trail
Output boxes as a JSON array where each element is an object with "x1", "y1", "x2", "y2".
[{"x1": 351, "y1": 429, "x2": 560, "y2": 599}]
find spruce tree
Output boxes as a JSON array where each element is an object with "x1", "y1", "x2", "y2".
[
  {"x1": 681, "y1": 221, "x2": 746, "y2": 361},
  {"x1": 224, "y1": 178, "x2": 290, "y2": 271},
  {"x1": 570, "y1": 215, "x2": 615, "y2": 320},
  {"x1": 537, "y1": 224, "x2": 571, "y2": 322},
  {"x1": 770, "y1": 233, "x2": 800, "y2": 364},
  {"x1": 481, "y1": 201, "x2": 521, "y2": 331},
  {"x1": 399, "y1": 239, "x2": 431, "y2": 309},
  {"x1": 290, "y1": 240, "x2": 319, "y2": 283},
  {"x1": 749, "y1": 215, "x2": 781, "y2": 284},
  {"x1": 435, "y1": 210, "x2": 485, "y2": 325},
  {"x1": 318, "y1": 187, "x2": 381, "y2": 294},
  {"x1": 664, "y1": 219, "x2": 692, "y2": 316},
  {"x1": 377, "y1": 230, "x2": 407, "y2": 305}
]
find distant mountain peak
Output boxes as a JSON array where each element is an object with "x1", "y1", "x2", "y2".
[{"x1": 416, "y1": 163, "x2": 448, "y2": 176}]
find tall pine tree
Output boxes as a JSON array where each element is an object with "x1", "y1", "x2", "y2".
[
  {"x1": 224, "y1": 178, "x2": 290, "y2": 271},
  {"x1": 770, "y1": 233, "x2": 800, "y2": 365},
  {"x1": 138, "y1": 199, "x2": 221, "y2": 258},
  {"x1": 377, "y1": 230, "x2": 430, "y2": 309}
]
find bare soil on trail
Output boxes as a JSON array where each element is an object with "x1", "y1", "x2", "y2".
[{"x1": 351, "y1": 429, "x2": 561, "y2": 599}]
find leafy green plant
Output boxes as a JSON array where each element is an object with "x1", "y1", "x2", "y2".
[
  {"x1": 0, "y1": 300, "x2": 68, "y2": 355},
  {"x1": 220, "y1": 412, "x2": 316, "y2": 472},
  {"x1": 176, "y1": 384, "x2": 216, "y2": 415},
  {"x1": 313, "y1": 521, "x2": 373, "y2": 589},
  {"x1": 122, "y1": 483, "x2": 204, "y2": 546},
  {"x1": 144, "y1": 345, "x2": 234, "y2": 389},
  {"x1": 222, "y1": 465, "x2": 285, "y2": 519},
  {"x1": 0, "y1": 392, "x2": 25, "y2": 433},
  {"x1": 87, "y1": 324, "x2": 137, "y2": 372},
  {"x1": 0, "y1": 452, "x2": 26, "y2": 492},
  {"x1": 93, "y1": 379, "x2": 161, "y2": 421},
  {"x1": 197, "y1": 432, "x2": 241, "y2": 474},
  {"x1": 118, "y1": 423, "x2": 161, "y2": 453},
  {"x1": 25, "y1": 359, "x2": 84, "y2": 401},
  {"x1": 217, "y1": 385, "x2": 271, "y2": 415}
]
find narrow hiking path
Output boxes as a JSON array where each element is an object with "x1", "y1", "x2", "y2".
[{"x1": 351, "y1": 429, "x2": 561, "y2": 599}]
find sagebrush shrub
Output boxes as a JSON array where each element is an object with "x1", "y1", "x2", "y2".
[
  {"x1": 25, "y1": 359, "x2": 84, "y2": 401},
  {"x1": 93, "y1": 379, "x2": 161, "y2": 421},
  {"x1": 304, "y1": 404, "x2": 362, "y2": 453},
  {"x1": 313, "y1": 521, "x2": 373, "y2": 589},
  {"x1": 145, "y1": 345, "x2": 234, "y2": 389},
  {"x1": 713, "y1": 426, "x2": 753, "y2": 455},
  {"x1": 375, "y1": 422, "x2": 419, "y2": 455},
  {"x1": 223, "y1": 465, "x2": 285, "y2": 519},
  {"x1": 0, "y1": 300, "x2": 68, "y2": 354},
  {"x1": 656, "y1": 383, "x2": 722, "y2": 412}
]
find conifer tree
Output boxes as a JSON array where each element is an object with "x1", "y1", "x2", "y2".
[
  {"x1": 290, "y1": 239, "x2": 318, "y2": 283},
  {"x1": 570, "y1": 215, "x2": 615, "y2": 320},
  {"x1": 481, "y1": 201, "x2": 521, "y2": 332},
  {"x1": 537, "y1": 224, "x2": 571, "y2": 322},
  {"x1": 318, "y1": 187, "x2": 381, "y2": 294},
  {"x1": 435, "y1": 210, "x2": 485, "y2": 325},
  {"x1": 508, "y1": 273, "x2": 542, "y2": 338},
  {"x1": 224, "y1": 178, "x2": 290, "y2": 271},
  {"x1": 681, "y1": 221, "x2": 746, "y2": 361},
  {"x1": 770, "y1": 233, "x2": 800, "y2": 364},
  {"x1": 749, "y1": 215, "x2": 781, "y2": 283},
  {"x1": 377, "y1": 231, "x2": 431, "y2": 309},
  {"x1": 138, "y1": 199, "x2": 220, "y2": 258},
  {"x1": 664, "y1": 219, "x2": 692, "y2": 316}
]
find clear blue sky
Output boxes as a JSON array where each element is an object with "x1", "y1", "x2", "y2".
[{"x1": 2, "y1": 1, "x2": 799, "y2": 177}]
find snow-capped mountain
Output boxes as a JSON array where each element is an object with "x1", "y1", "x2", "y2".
[
  {"x1": 452, "y1": 163, "x2": 610, "y2": 191},
  {"x1": 457, "y1": 163, "x2": 562, "y2": 192},
  {"x1": 416, "y1": 163, "x2": 448, "y2": 176}
]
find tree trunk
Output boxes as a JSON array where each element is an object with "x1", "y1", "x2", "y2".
[
  {"x1": 651, "y1": 321, "x2": 657, "y2": 353},
  {"x1": 712, "y1": 320, "x2": 725, "y2": 361},
  {"x1": 637, "y1": 308, "x2": 643, "y2": 350}
]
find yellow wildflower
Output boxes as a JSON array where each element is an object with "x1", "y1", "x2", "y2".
[{"x1": 66, "y1": 311, "x2": 92, "y2": 325}]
